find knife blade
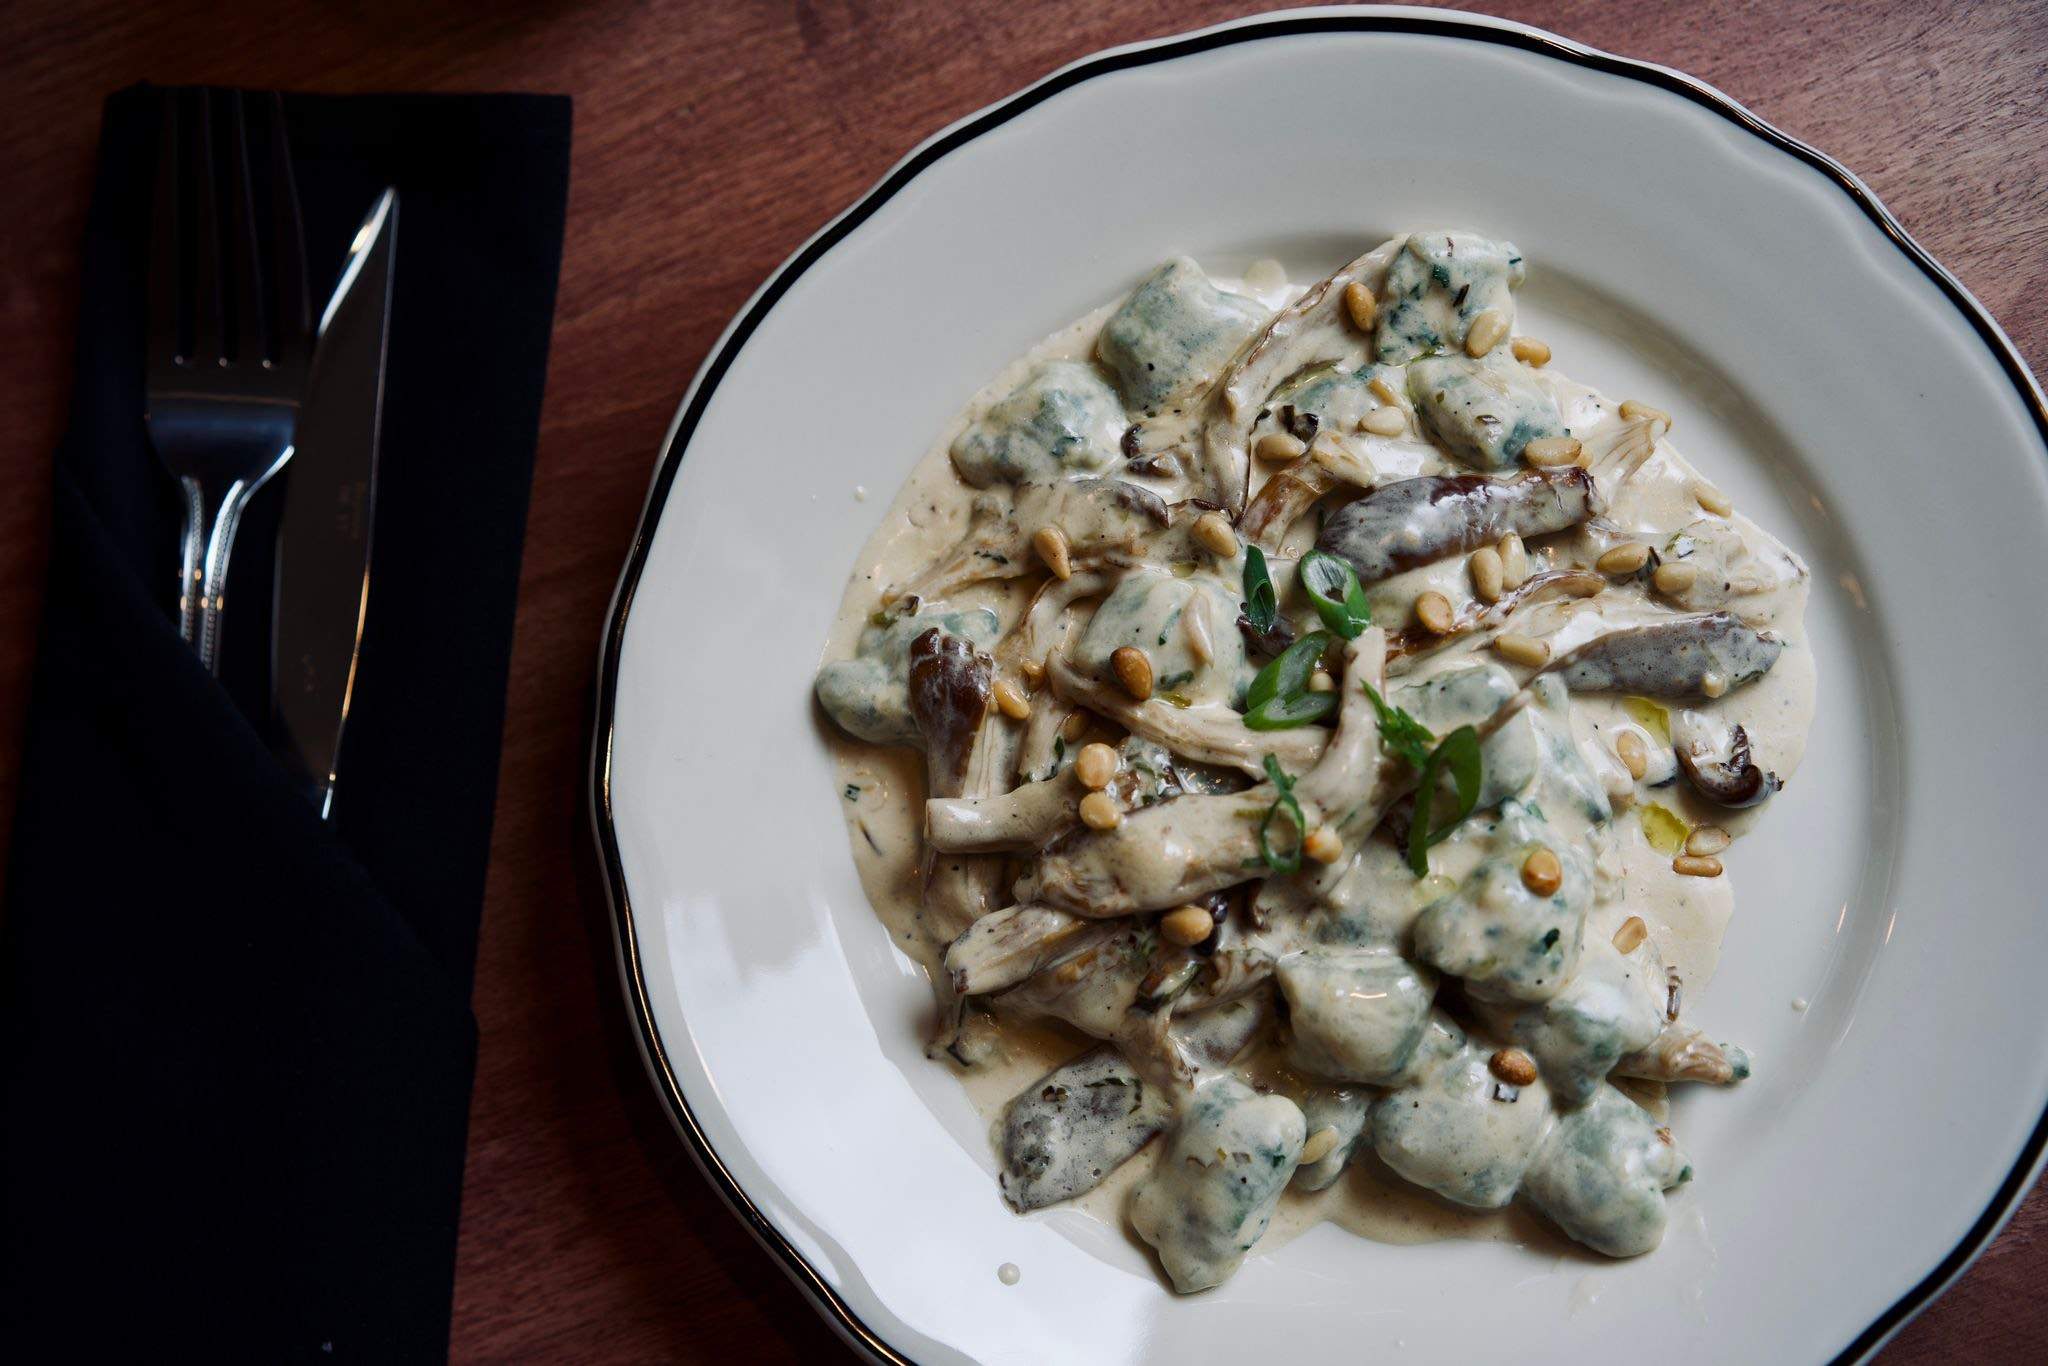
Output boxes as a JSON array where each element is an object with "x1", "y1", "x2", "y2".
[{"x1": 272, "y1": 188, "x2": 397, "y2": 818}]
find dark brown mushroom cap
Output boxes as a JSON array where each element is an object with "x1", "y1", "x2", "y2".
[
  {"x1": 908, "y1": 627, "x2": 992, "y2": 793},
  {"x1": 1316, "y1": 467, "x2": 1597, "y2": 585}
]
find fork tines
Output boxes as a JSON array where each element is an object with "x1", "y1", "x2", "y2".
[{"x1": 148, "y1": 88, "x2": 309, "y2": 394}]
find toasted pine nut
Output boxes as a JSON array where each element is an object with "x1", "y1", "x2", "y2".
[
  {"x1": 1498, "y1": 532, "x2": 1529, "y2": 589},
  {"x1": 1079, "y1": 790, "x2": 1123, "y2": 831},
  {"x1": 1701, "y1": 671, "x2": 1728, "y2": 699},
  {"x1": 1361, "y1": 406, "x2": 1407, "y2": 437},
  {"x1": 992, "y1": 679, "x2": 1031, "y2": 721},
  {"x1": 1368, "y1": 375, "x2": 1401, "y2": 406},
  {"x1": 1414, "y1": 591, "x2": 1455, "y2": 635},
  {"x1": 1465, "y1": 309, "x2": 1509, "y2": 357},
  {"x1": 1307, "y1": 669, "x2": 1335, "y2": 693},
  {"x1": 1489, "y1": 1047, "x2": 1539, "y2": 1086},
  {"x1": 1032, "y1": 525, "x2": 1072, "y2": 580},
  {"x1": 1673, "y1": 853, "x2": 1723, "y2": 878},
  {"x1": 1495, "y1": 632, "x2": 1549, "y2": 668},
  {"x1": 1693, "y1": 481, "x2": 1733, "y2": 517},
  {"x1": 1652, "y1": 561, "x2": 1697, "y2": 595},
  {"x1": 1522, "y1": 435, "x2": 1582, "y2": 467},
  {"x1": 1561, "y1": 574, "x2": 1604, "y2": 598},
  {"x1": 1304, "y1": 826, "x2": 1343, "y2": 864},
  {"x1": 1342, "y1": 280, "x2": 1379, "y2": 332},
  {"x1": 1074, "y1": 741, "x2": 1119, "y2": 790},
  {"x1": 1019, "y1": 656, "x2": 1046, "y2": 690},
  {"x1": 1521, "y1": 846, "x2": 1563, "y2": 896},
  {"x1": 1183, "y1": 595, "x2": 1214, "y2": 664},
  {"x1": 1160, "y1": 904, "x2": 1215, "y2": 947},
  {"x1": 1615, "y1": 731, "x2": 1648, "y2": 780},
  {"x1": 1060, "y1": 711, "x2": 1089, "y2": 743},
  {"x1": 1511, "y1": 335, "x2": 1551, "y2": 367},
  {"x1": 1256, "y1": 431, "x2": 1307, "y2": 463},
  {"x1": 1596, "y1": 542, "x2": 1651, "y2": 575},
  {"x1": 1620, "y1": 399, "x2": 1672, "y2": 428},
  {"x1": 1298, "y1": 1125, "x2": 1341, "y2": 1166},
  {"x1": 1612, "y1": 915, "x2": 1649, "y2": 954},
  {"x1": 1686, "y1": 825, "x2": 1732, "y2": 857},
  {"x1": 1470, "y1": 545, "x2": 1505, "y2": 602},
  {"x1": 1192, "y1": 511, "x2": 1239, "y2": 558},
  {"x1": 1111, "y1": 645, "x2": 1154, "y2": 701}
]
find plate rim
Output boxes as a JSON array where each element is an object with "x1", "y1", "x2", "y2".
[{"x1": 587, "y1": 7, "x2": 2048, "y2": 1362}]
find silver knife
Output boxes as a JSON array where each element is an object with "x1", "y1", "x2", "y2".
[{"x1": 272, "y1": 188, "x2": 397, "y2": 818}]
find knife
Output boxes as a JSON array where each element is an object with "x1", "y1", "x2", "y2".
[{"x1": 272, "y1": 188, "x2": 397, "y2": 818}]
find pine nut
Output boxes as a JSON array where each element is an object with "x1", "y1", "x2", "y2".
[
  {"x1": 1256, "y1": 431, "x2": 1307, "y2": 463},
  {"x1": 1161, "y1": 904, "x2": 1215, "y2": 947},
  {"x1": 1615, "y1": 731, "x2": 1648, "y2": 780},
  {"x1": 1693, "y1": 481, "x2": 1733, "y2": 516},
  {"x1": 1686, "y1": 825, "x2": 1731, "y2": 857},
  {"x1": 1701, "y1": 672, "x2": 1727, "y2": 699},
  {"x1": 1342, "y1": 280, "x2": 1379, "y2": 332},
  {"x1": 1470, "y1": 545, "x2": 1505, "y2": 602},
  {"x1": 1361, "y1": 406, "x2": 1407, "y2": 437},
  {"x1": 1498, "y1": 532, "x2": 1529, "y2": 589},
  {"x1": 1522, "y1": 435, "x2": 1582, "y2": 467},
  {"x1": 1032, "y1": 525, "x2": 1072, "y2": 580},
  {"x1": 1079, "y1": 790, "x2": 1123, "y2": 831},
  {"x1": 1612, "y1": 915, "x2": 1649, "y2": 954},
  {"x1": 1511, "y1": 336, "x2": 1551, "y2": 367},
  {"x1": 1019, "y1": 656, "x2": 1046, "y2": 690},
  {"x1": 1074, "y1": 741, "x2": 1119, "y2": 790},
  {"x1": 992, "y1": 679, "x2": 1031, "y2": 721},
  {"x1": 1111, "y1": 645, "x2": 1153, "y2": 700},
  {"x1": 1489, "y1": 1047, "x2": 1539, "y2": 1086},
  {"x1": 1465, "y1": 309, "x2": 1509, "y2": 357},
  {"x1": 1521, "y1": 846, "x2": 1563, "y2": 896},
  {"x1": 1597, "y1": 542, "x2": 1650, "y2": 575},
  {"x1": 1368, "y1": 375, "x2": 1401, "y2": 406},
  {"x1": 1304, "y1": 826, "x2": 1343, "y2": 864},
  {"x1": 1414, "y1": 591, "x2": 1454, "y2": 635},
  {"x1": 1060, "y1": 711, "x2": 1089, "y2": 743},
  {"x1": 1298, "y1": 1125, "x2": 1341, "y2": 1167},
  {"x1": 1495, "y1": 632, "x2": 1549, "y2": 668},
  {"x1": 1307, "y1": 669, "x2": 1335, "y2": 693},
  {"x1": 1673, "y1": 853, "x2": 1723, "y2": 878},
  {"x1": 1183, "y1": 595, "x2": 1214, "y2": 664},
  {"x1": 1652, "y1": 560, "x2": 1697, "y2": 595},
  {"x1": 1620, "y1": 399, "x2": 1672, "y2": 428},
  {"x1": 1192, "y1": 511, "x2": 1239, "y2": 558}
]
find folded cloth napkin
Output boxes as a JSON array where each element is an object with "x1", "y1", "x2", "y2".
[{"x1": 2, "y1": 86, "x2": 570, "y2": 1359}]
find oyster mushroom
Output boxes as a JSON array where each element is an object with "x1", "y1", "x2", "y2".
[
  {"x1": 1046, "y1": 651, "x2": 1326, "y2": 778},
  {"x1": 1615, "y1": 1023, "x2": 1752, "y2": 1086},
  {"x1": 1317, "y1": 468, "x2": 1599, "y2": 585},
  {"x1": 1551, "y1": 612, "x2": 1783, "y2": 700},
  {"x1": 1196, "y1": 238, "x2": 1405, "y2": 512},
  {"x1": 898, "y1": 477, "x2": 1169, "y2": 601},
  {"x1": 907, "y1": 629, "x2": 1011, "y2": 946},
  {"x1": 944, "y1": 903, "x2": 1101, "y2": 997},
  {"x1": 1237, "y1": 455, "x2": 1337, "y2": 551},
  {"x1": 1671, "y1": 710, "x2": 1781, "y2": 808}
]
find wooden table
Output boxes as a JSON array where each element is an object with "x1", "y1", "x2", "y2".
[{"x1": 4, "y1": 1, "x2": 2044, "y2": 1359}]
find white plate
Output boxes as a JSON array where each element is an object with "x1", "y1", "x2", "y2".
[{"x1": 592, "y1": 8, "x2": 2048, "y2": 1362}]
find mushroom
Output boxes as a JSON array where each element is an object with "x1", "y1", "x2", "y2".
[
  {"x1": 897, "y1": 477, "x2": 1169, "y2": 601},
  {"x1": 1196, "y1": 238, "x2": 1405, "y2": 512},
  {"x1": 1615, "y1": 1023, "x2": 1752, "y2": 1086},
  {"x1": 1671, "y1": 710, "x2": 1781, "y2": 808},
  {"x1": 1316, "y1": 468, "x2": 1599, "y2": 585},
  {"x1": 1046, "y1": 651, "x2": 1326, "y2": 779},
  {"x1": 907, "y1": 629, "x2": 1011, "y2": 954},
  {"x1": 944, "y1": 904, "x2": 1101, "y2": 997},
  {"x1": 1551, "y1": 612, "x2": 1783, "y2": 700},
  {"x1": 1238, "y1": 455, "x2": 1337, "y2": 551}
]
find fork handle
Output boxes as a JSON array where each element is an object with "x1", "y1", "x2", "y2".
[
  {"x1": 186, "y1": 451, "x2": 292, "y2": 675},
  {"x1": 176, "y1": 477, "x2": 206, "y2": 644}
]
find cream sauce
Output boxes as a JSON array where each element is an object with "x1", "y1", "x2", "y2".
[{"x1": 818, "y1": 236, "x2": 1816, "y2": 1289}]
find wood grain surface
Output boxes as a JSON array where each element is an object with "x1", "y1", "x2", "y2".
[{"x1": 2, "y1": 1, "x2": 2044, "y2": 1360}]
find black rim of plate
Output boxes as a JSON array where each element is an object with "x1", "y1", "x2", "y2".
[{"x1": 590, "y1": 11, "x2": 2048, "y2": 1364}]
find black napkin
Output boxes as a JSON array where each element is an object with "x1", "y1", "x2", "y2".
[{"x1": 1, "y1": 87, "x2": 571, "y2": 1359}]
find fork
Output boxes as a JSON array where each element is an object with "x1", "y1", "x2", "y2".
[{"x1": 145, "y1": 87, "x2": 311, "y2": 672}]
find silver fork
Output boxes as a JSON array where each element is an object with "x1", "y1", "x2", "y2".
[{"x1": 145, "y1": 87, "x2": 311, "y2": 672}]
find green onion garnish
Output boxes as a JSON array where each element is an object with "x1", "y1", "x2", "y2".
[
  {"x1": 1257, "y1": 754, "x2": 1306, "y2": 874},
  {"x1": 1298, "y1": 550, "x2": 1372, "y2": 640},
  {"x1": 1244, "y1": 631, "x2": 1335, "y2": 730},
  {"x1": 1241, "y1": 544, "x2": 1278, "y2": 634},
  {"x1": 1407, "y1": 725, "x2": 1483, "y2": 875}
]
